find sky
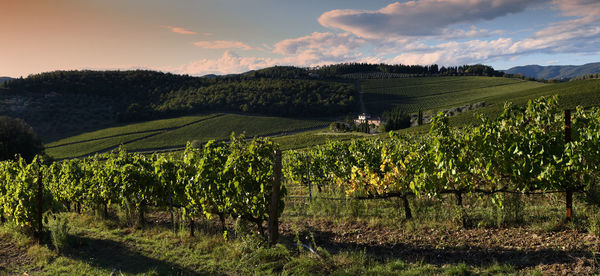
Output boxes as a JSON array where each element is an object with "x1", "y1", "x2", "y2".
[{"x1": 1, "y1": 0, "x2": 600, "y2": 77}]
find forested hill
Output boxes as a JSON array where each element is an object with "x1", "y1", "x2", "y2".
[
  {"x1": 2, "y1": 70, "x2": 357, "y2": 119},
  {"x1": 505, "y1": 62, "x2": 600, "y2": 80},
  {"x1": 0, "y1": 63, "x2": 504, "y2": 140},
  {"x1": 0, "y1": 70, "x2": 358, "y2": 140}
]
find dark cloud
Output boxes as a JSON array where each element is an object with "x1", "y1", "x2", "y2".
[{"x1": 319, "y1": 0, "x2": 543, "y2": 39}]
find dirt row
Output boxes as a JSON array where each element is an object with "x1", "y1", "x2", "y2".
[
  {"x1": 280, "y1": 219, "x2": 600, "y2": 275},
  {"x1": 0, "y1": 235, "x2": 31, "y2": 273}
]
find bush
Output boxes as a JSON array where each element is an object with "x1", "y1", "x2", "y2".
[
  {"x1": 496, "y1": 194, "x2": 524, "y2": 226},
  {"x1": 329, "y1": 122, "x2": 353, "y2": 132},
  {"x1": 0, "y1": 116, "x2": 44, "y2": 162},
  {"x1": 48, "y1": 214, "x2": 72, "y2": 253}
]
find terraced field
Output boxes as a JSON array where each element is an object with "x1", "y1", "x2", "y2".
[
  {"x1": 361, "y1": 76, "x2": 546, "y2": 114},
  {"x1": 45, "y1": 114, "x2": 329, "y2": 159}
]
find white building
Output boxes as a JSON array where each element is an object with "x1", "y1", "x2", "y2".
[{"x1": 354, "y1": 113, "x2": 384, "y2": 126}]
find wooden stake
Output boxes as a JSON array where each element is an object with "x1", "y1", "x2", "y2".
[
  {"x1": 36, "y1": 169, "x2": 43, "y2": 244},
  {"x1": 268, "y1": 149, "x2": 282, "y2": 245},
  {"x1": 306, "y1": 155, "x2": 312, "y2": 203},
  {"x1": 565, "y1": 109, "x2": 573, "y2": 223}
]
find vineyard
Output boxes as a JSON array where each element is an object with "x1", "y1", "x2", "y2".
[
  {"x1": 2, "y1": 96, "x2": 600, "y2": 274},
  {"x1": 361, "y1": 76, "x2": 545, "y2": 115},
  {"x1": 45, "y1": 113, "x2": 329, "y2": 159},
  {"x1": 432, "y1": 78, "x2": 600, "y2": 131},
  {"x1": 2, "y1": 135, "x2": 284, "y2": 242},
  {"x1": 284, "y1": 96, "x2": 600, "y2": 222}
]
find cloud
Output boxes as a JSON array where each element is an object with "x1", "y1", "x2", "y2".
[
  {"x1": 273, "y1": 32, "x2": 366, "y2": 64},
  {"x1": 166, "y1": 50, "x2": 279, "y2": 75},
  {"x1": 386, "y1": 38, "x2": 516, "y2": 65},
  {"x1": 162, "y1": 25, "x2": 197, "y2": 35},
  {"x1": 553, "y1": 0, "x2": 600, "y2": 18},
  {"x1": 163, "y1": 1, "x2": 600, "y2": 76},
  {"x1": 193, "y1": 40, "x2": 254, "y2": 50},
  {"x1": 318, "y1": 0, "x2": 541, "y2": 39},
  {"x1": 168, "y1": 33, "x2": 370, "y2": 76},
  {"x1": 384, "y1": 18, "x2": 600, "y2": 66}
]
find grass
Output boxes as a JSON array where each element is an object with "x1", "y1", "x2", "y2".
[
  {"x1": 4, "y1": 185, "x2": 599, "y2": 274},
  {"x1": 45, "y1": 114, "x2": 220, "y2": 147},
  {"x1": 273, "y1": 129, "x2": 371, "y2": 150},
  {"x1": 1, "y1": 211, "x2": 522, "y2": 275},
  {"x1": 45, "y1": 113, "x2": 329, "y2": 159},
  {"x1": 391, "y1": 78, "x2": 600, "y2": 135},
  {"x1": 124, "y1": 114, "x2": 329, "y2": 150},
  {"x1": 45, "y1": 132, "x2": 163, "y2": 159}
]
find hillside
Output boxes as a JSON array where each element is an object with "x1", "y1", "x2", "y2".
[
  {"x1": 505, "y1": 62, "x2": 600, "y2": 80},
  {"x1": 0, "y1": 77, "x2": 13, "y2": 84},
  {"x1": 46, "y1": 76, "x2": 600, "y2": 159},
  {"x1": 394, "y1": 78, "x2": 600, "y2": 134},
  {"x1": 361, "y1": 76, "x2": 546, "y2": 115},
  {"x1": 45, "y1": 113, "x2": 329, "y2": 159}
]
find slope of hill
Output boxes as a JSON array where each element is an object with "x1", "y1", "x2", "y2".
[
  {"x1": 504, "y1": 62, "x2": 600, "y2": 80},
  {"x1": 45, "y1": 113, "x2": 329, "y2": 159},
  {"x1": 361, "y1": 76, "x2": 546, "y2": 115}
]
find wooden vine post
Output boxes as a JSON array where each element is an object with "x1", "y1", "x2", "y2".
[
  {"x1": 268, "y1": 149, "x2": 282, "y2": 245},
  {"x1": 565, "y1": 109, "x2": 573, "y2": 223},
  {"x1": 306, "y1": 155, "x2": 312, "y2": 202},
  {"x1": 36, "y1": 167, "x2": 43, "y2": 244}
]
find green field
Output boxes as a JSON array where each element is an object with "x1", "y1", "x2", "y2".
[
  {"x1": 361, "y1": 76, "x2": 546, "y2": 114},
  {"x1": 272, "y1": 129, "x2": 371, "y2": 150},
  {"x1": 46, "y1": 114, "x2": 220, "y2": 147},
  {"x1": 46, "y1": 114, "x2": 329, "y2": 159}
]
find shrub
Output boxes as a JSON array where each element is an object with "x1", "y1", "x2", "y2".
[
  {"x1": 0, "y1": 116, "x2": 44, "y2": 162},
  {"x1": 48, "y1": 214, "x2": 72, "y2": 253}
]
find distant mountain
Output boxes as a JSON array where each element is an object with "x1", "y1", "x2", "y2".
[
  {"x1": 505, "y1": 62, "x2": 600, "y2": 80},
  {"x1": 0, "y1": 77, "x2": 13, "y2": 84}
]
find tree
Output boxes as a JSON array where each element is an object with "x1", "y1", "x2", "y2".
[
  {"x1": 0, "y1": 116, "x2": 44, "y2": 162},
  {"x1": 382, "y1": 108, "x2": 411, "y2": 131}
]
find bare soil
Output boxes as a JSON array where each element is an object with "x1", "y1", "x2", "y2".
[
  {"x1": 280, "y1": 218, "x2": 600, "y2": 275},
  {"x1": 0, "y1": 235, "x2": 32, "y2": 274}
]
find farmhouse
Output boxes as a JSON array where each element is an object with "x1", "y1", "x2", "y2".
[{"x1": 354, "y1": 113, "x2": 384, "y2": 126}]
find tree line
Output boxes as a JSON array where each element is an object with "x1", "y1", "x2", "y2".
[{"x1": 312, "y1": 63, "x2": 504, "y2": 77}]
